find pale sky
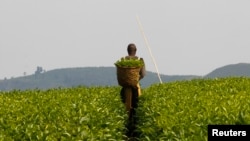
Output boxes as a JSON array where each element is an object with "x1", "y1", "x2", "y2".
[{"x1": 1, "y1": 0, "x2": 250, "y2": 79}]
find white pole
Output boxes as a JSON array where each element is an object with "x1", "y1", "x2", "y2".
[{"x1": 136, "y1": 15, "x2": 163, "y2": 84}]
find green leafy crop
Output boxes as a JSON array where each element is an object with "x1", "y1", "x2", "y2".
[
  {"x1": 0, "y1": 87, "x2": 127, "y2": 140},
  {"x1": 136, "y1": 77, "x2": 250, "y2": 140},
  {"x1": 115, "y1": 57, "x2": 144, "y2": 68},
  {"x1": 1, "y1": 77, "x2": 250, "y2": 140}
]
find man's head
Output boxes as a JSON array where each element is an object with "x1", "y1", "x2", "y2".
[{"x1": 127, "y1": 43, "x2": 137, "y2": 56}]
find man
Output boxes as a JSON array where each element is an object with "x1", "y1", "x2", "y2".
[
  {"x1": 119, "y1": 43, "x2": 146, "y2": 137},
  {"x1": 120, "y1": 43, "x2": 146, "y2": 115}
]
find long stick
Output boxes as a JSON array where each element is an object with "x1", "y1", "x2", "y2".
[{"x1": 136, "y1": 15, "x2": 163, "y2": 84}]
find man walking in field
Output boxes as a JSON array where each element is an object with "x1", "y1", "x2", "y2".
[{"x1": 119, "y1": 43, "x2": 146, "y2": 136}]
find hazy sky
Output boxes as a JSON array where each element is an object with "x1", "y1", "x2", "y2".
[{"x1": 1, "y1": 0, "x2": 250, "y2": 79}]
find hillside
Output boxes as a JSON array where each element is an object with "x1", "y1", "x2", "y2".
[
  {"x1": 205, "y1": 63, "x2": 250, "y2": 78},
  {"x1": 0, "y1": 67, "x2": 199, "y2": 91},
  {"x1": 1, "y1": 62, "x2": 250, "y2": 91}
]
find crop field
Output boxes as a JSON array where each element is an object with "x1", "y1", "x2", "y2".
[
  {"x1": 0, "y1": 87, "x2": 127, "y2": 140},
  {"x1": 1, "y1": 77, "x2": 250, "y2": 140},
  {"x1": 136, "y1": 77, "x2": 250, "y2": 140}
]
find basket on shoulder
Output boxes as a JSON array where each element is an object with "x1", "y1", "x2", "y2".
[{"x1": 114, "y1": 57, "x2": 144, "y2": 88}]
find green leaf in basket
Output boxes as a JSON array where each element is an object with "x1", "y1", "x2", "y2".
[{"x1": 115, "y1": 58, "x2": 144, "y2": 67}]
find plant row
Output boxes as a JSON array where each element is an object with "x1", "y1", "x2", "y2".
[
  {"x1": 135, "y1": 77, "x2": 250, "y2": 140},
  {"x1": 1, "y1": 77, "x2": 250, "y2": 140},
  {"x1": 0, "y1": 86, "x2": 127, "y2": 141}
]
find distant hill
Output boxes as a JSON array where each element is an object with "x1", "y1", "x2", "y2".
[
  {"x1": 205, "y1": 63, "x2": 250, "y2": 78},
  {"x1": 1, "y1": 63, "x2": 250, "y2": 91},
  {"x1": 0, "y1": 67, "x2": 199, "y2": 91}
]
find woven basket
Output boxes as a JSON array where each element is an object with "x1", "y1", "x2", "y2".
[{"x1": 116, "y1": 66, "x2": 141, "y2": 87}]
